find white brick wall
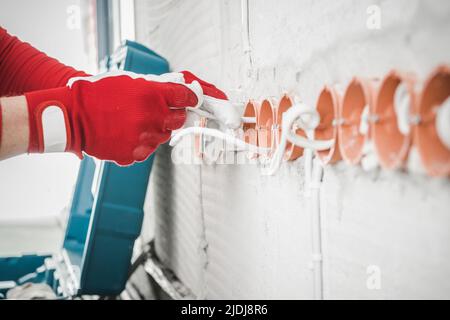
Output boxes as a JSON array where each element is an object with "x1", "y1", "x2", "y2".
[{"x1": 138, "y1": 0, "x2": 450, "y2": 299}]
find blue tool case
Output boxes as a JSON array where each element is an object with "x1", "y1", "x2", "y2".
[{"x1": 0, "y1": 41, "x2": 169, "y2": 299}]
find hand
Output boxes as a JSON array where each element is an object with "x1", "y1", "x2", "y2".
[
  {"x1": 25, "y1": 71, "x2": 201, "y2": 165},
  {"x1": 181, "y1": 71, "x2": 241, "y2": 129}
]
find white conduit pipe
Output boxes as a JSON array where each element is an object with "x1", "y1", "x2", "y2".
[
  {"x1": 276, "y1": 104, "x2": 327, "y2": 300},
  {"x1": 310, "y1": 157, "x2": 324, "y2": 300},
  {"x1": 285, "y1": 106, "x2": 326, "y2": 300},
  {"x1": 303, "y1": 145, "x2": 314, "y2": 195},
  {"x1": 241, "y1": 0, "x2": 251, "y2": 55},
  {"x1": 266, "y1": 103, "x2": 330, "y2": 300}
]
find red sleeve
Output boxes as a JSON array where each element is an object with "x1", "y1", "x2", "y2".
[{"x1": 0, "y1": 27, "x2": 89, "y2": 97}]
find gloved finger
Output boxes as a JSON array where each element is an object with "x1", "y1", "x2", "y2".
[
  {"x1": 163, "y1": 82, "x2": 201, "y2": 109},
  {"x1": 138, "y1": 131, "x2": 153, "y2": 145},
  {"x1": 203, "y1": 96, "x2": 242, "y2": 129},
  {"x1": 203, "y1": 85, "x2": 228, "y2": 100},
  {"x1": 115, "y1": 159, "x2": 134, "y2": 167},
  {"x1": 181, "y1": 70, "x2": 227, "y2": 99},
  {"x1": 132, "y1": 145, "x2": 156, "y2": 162},
  {"x1": 164, "y1": 109, "x2": 187, "y2": 130},
  {"x1": 138, "y1": 131, "x2": 171, "y2": 145}
]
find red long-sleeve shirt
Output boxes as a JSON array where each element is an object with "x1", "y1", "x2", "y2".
[
  {"x1": 0, "y1": 27, "x2": 89, "y2": 150},
  {"x1": 0, "y1": 27, "x2": 88, "y2": 97}
]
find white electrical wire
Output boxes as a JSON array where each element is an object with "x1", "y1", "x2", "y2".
[
  {"x1": 170, "y1": 102, "x2": 335, "y2": 175},
  {"x1": 358, "y1": 102, "x2": 380, "y2": 171},
  {"x1": 359, "y1": 105, "x2": 370, "y2": 135},
  {"x1": 264, "y1": 103, "x2": 334, "y2": 175},
  {"x1": 169, "y1": 127, "x2": 270, "y2": 154},
  {"x1": 394, "y1": 82, "x2": 450, "y2": 150},
  {"x1": 188, "y1": 102, "x2": 250, "y2": 123},
  {"x1": 394, "y1": 83, "x2": 412, "y2": 135},
  {"x1": 436, "y1": 96, "x2": 450, "y2": 150},
  {"x1": 241, "y1": 117, "x2": 256, "y2": 123}
]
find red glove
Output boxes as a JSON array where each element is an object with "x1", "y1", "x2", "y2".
[
  {"x1": 24, "y1": 71, "x2": 201, "y2": 166},
  {"x1": 181, "y1": 71, "x2": 241, "y2": 129},
  {"x1": 181, "y1": 71, "x2": 227, "y2": 100}
]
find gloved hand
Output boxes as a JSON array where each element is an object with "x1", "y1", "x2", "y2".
[
  {"x1": 25, "y1": 71, "x2": 202, "y2": 166},
  {"x1": 181, "y1": 71, "x2": 241, "y2": 129}
]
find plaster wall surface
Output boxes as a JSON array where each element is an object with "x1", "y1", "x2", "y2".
[{"x1": 138, "y1": 0, "x2": 450, "y2": 299}]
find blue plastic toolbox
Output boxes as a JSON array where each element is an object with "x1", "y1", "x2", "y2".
[{"x1": 0, "y1": 41, "x2": 169, "y2": 298}]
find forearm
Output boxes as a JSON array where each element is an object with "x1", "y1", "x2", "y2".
[
  {"x1": 0, "y1": 27, "x2": 88, "y2": 96},
  {"x1": 0, "y1": 95, "x2": 29, "y2": 160}
]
